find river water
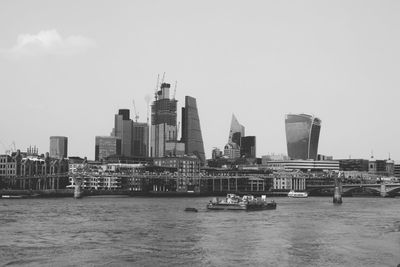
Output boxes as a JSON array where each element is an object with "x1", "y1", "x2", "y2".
[{"x1": 0, "y1": 196, "x2": 399, "y2": 267}]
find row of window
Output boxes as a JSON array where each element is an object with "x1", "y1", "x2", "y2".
[{"x1": 0, "y1": 170, "x2": 16, "y2": 175}]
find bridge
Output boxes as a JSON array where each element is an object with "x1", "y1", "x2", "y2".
[{"x1": 307, "y1": 183, "x2": 400, "y2": 197}]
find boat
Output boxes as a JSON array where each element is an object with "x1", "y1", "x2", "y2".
[
  {"x1": 287, "y1": 190, "x2": 308, "y2": 198},
  {"x1": 207, "y1": 194, "x2": 277, "y2": 211},
  {"x1": 1, "y1": 195, "x2": 25, "y2": 199},
  {"x1": 184, "y1": 207, "x2": 198, "y2": 212}
]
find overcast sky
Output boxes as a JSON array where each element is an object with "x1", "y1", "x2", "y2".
[{"x1": 0, "y1": 0, "x2": 399, "y2": 161}]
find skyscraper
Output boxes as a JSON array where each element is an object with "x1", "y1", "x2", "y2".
[
  {"x1": 224, "y1": 114, "x2": 245, "y2": 159},
  {"x1": 95, "y1": 136, "x2": 121, "y2": 161},
  {"x1": 285, "y1": 114, "x2": 321, "y2": 160},
  {"x1": 111, "y1": 109, "x2": 149, "y2": 158},
  {"x1": 49, "y1": 136, "x2": 68, "y2": 159},
  {"x1": 240, "y1": 136, "x2": 256, "y2": 158},
  {"x1": 132, "y1": 122, "x2": 149, "y2": 158},
  {"x1": 150, "y1": 83, "x2": 179, "y2": 157},
  {"x1": 181, "y1": 96, "x2": 205, "y2": 163},
  {"x1": 228, "y1": 114, "x2": 245, "y2": 147},
  {"x1": 114, "y1": 109, "x2": 133, "y2": 157}
]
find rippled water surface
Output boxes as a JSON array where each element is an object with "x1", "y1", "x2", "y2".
[{"x1": 0, "y1": 197, "x2": 399, "y2": 266}]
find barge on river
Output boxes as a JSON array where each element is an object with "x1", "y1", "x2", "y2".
[
  {"x1": 207, "y1": 194, "x2": 277, "y2": 211},
  {"x1": 287, "y1": 190, "x2": 308, "y2": 198}
]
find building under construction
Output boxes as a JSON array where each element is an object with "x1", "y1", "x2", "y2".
[{"x1": 150, "y1": 82, "x2": 184, "y2": 157}]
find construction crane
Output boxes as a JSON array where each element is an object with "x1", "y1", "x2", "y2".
[
  {"x1": 132, "y1": 99, "x2": 139, "y2": 122},
  {"x1": 145, "y1": 94, "x2": 151, "y2": 125},
  {"x1": 173, "y1": 81, "x2": 177, "y2": 100},
  {"x1": 161, "y1": 72, "x2": 166, "y2": 84}
]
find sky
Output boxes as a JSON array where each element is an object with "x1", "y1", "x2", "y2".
[{"x1": 0, "y1": 0, "x2": 399, "y2": 161}]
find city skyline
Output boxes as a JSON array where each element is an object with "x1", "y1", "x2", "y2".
[{"x1": 1, "y1": 1, "x2": 400, "y2": 161}]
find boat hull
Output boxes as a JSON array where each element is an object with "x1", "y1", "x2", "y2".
[
  {"x1": 288, "y1": 191, "x2": 308, "y2": 198},
  {"x1": 207, "y1": 202, "x2": 277, "y2": 211}
]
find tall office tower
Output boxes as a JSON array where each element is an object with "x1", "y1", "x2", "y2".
[
  {"x1": 181, "y1": 96, "x2": 205, "y2": 163},
  {"x1": 228, "y1": 114, "x2": 245, "y2": 147},
  {"x1": 150, "y1": 83, "x2": 178, "y2": 157},
  {"x1": 240, "y1": 136, "x2": 256, "y2": 158},
  {"x1": 114, "y1": 109, "x2": 133, "y2": 157},
  {"x1": 49, "y1": 136, "x2": 68, "y2": 159},
  {"x1": 95, "y1": 136, "x2": 122, "y2": 161},
  {"x1": 132, "y1": 122, "x2": 149, "y2": 158},
  {"x1": 285, "y1": 114, "x2": 321, "y2": 160},
  {"x1": 224, "y1": 114, "x2": 245, "y2": 159}
]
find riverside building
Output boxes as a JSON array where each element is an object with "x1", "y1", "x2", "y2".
[
  {"x1": 394, "y1": 163, "x2": 400, "y2": 178},
  {"x1": 263, "y1": 159, "x2": 339, "y2": 172}
]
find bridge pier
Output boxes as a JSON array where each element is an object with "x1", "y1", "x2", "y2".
[
  {"x1": 74, "y1": 184, "x2": 83, "y2": 199},
  {"x1": 333, "y1": 177, "x2": 342, "y2": 204},
  {"x1": 333, "y1": 186, "x2": 342, "y2": 204},
  {"x1": 380, "y1": 184, "x2": 387, "y2": 197}
]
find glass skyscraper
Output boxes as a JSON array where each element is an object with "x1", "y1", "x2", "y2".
[
  {"x1": 95, "y1": 136, "x2": 122, "y2": 161},
  {"x1": 228, "y1": 114, "x2": 245, "y2": 147},
  {"x1": 132, "y1": 122, "x2": 149, "y2": 158},
  {"x1": 224, "y1": 114, "x2": 245, "y2": 159},
  {"x1": 240, "y1": 136, "x2": 256, "y2": 158},
  {"x1": 114, "y1": 109, "x2": 133, "y2": 157},
  {"x1": 181, "y1": 96, "x2": 205, "y2": 164},
  {"x1": 49, "y1": 136, "x2": 68, "y2": 159},
  {"x1": 285, "y1": 114, "x2": 321, "y2": 160},
  {"x1": 112, "y1": 109, "x2": 149, "y2": 158}
]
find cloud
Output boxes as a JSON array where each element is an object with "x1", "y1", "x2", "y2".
[{"x1": 5, "y1": 29, "x2": 96, "y2": 58}]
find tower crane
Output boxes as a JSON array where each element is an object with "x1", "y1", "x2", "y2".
[
  {"x1": 145, "y1": 94, "x2": 151, "y2": 125},
  {"x1": 173, "y1": 81, "x2": 177, "y2": 100},
  {"x1": 161, "y1": 72, "x2": 166, "y2": 84},
  {"x1": 132, "y1": 99, "x2": 139, "y2": 122}
]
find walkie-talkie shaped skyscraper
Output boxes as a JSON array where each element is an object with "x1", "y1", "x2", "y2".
[{"x1": 285, "y1": 114, "x2": 321, "y2": 160}]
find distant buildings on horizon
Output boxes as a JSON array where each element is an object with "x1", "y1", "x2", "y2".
[
  {"x1": 1, "y1": 76, "x2": 398, "y2": 171},
  {"x1": 94, "y1": 80, "x2": 206, "y2": 164}
]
